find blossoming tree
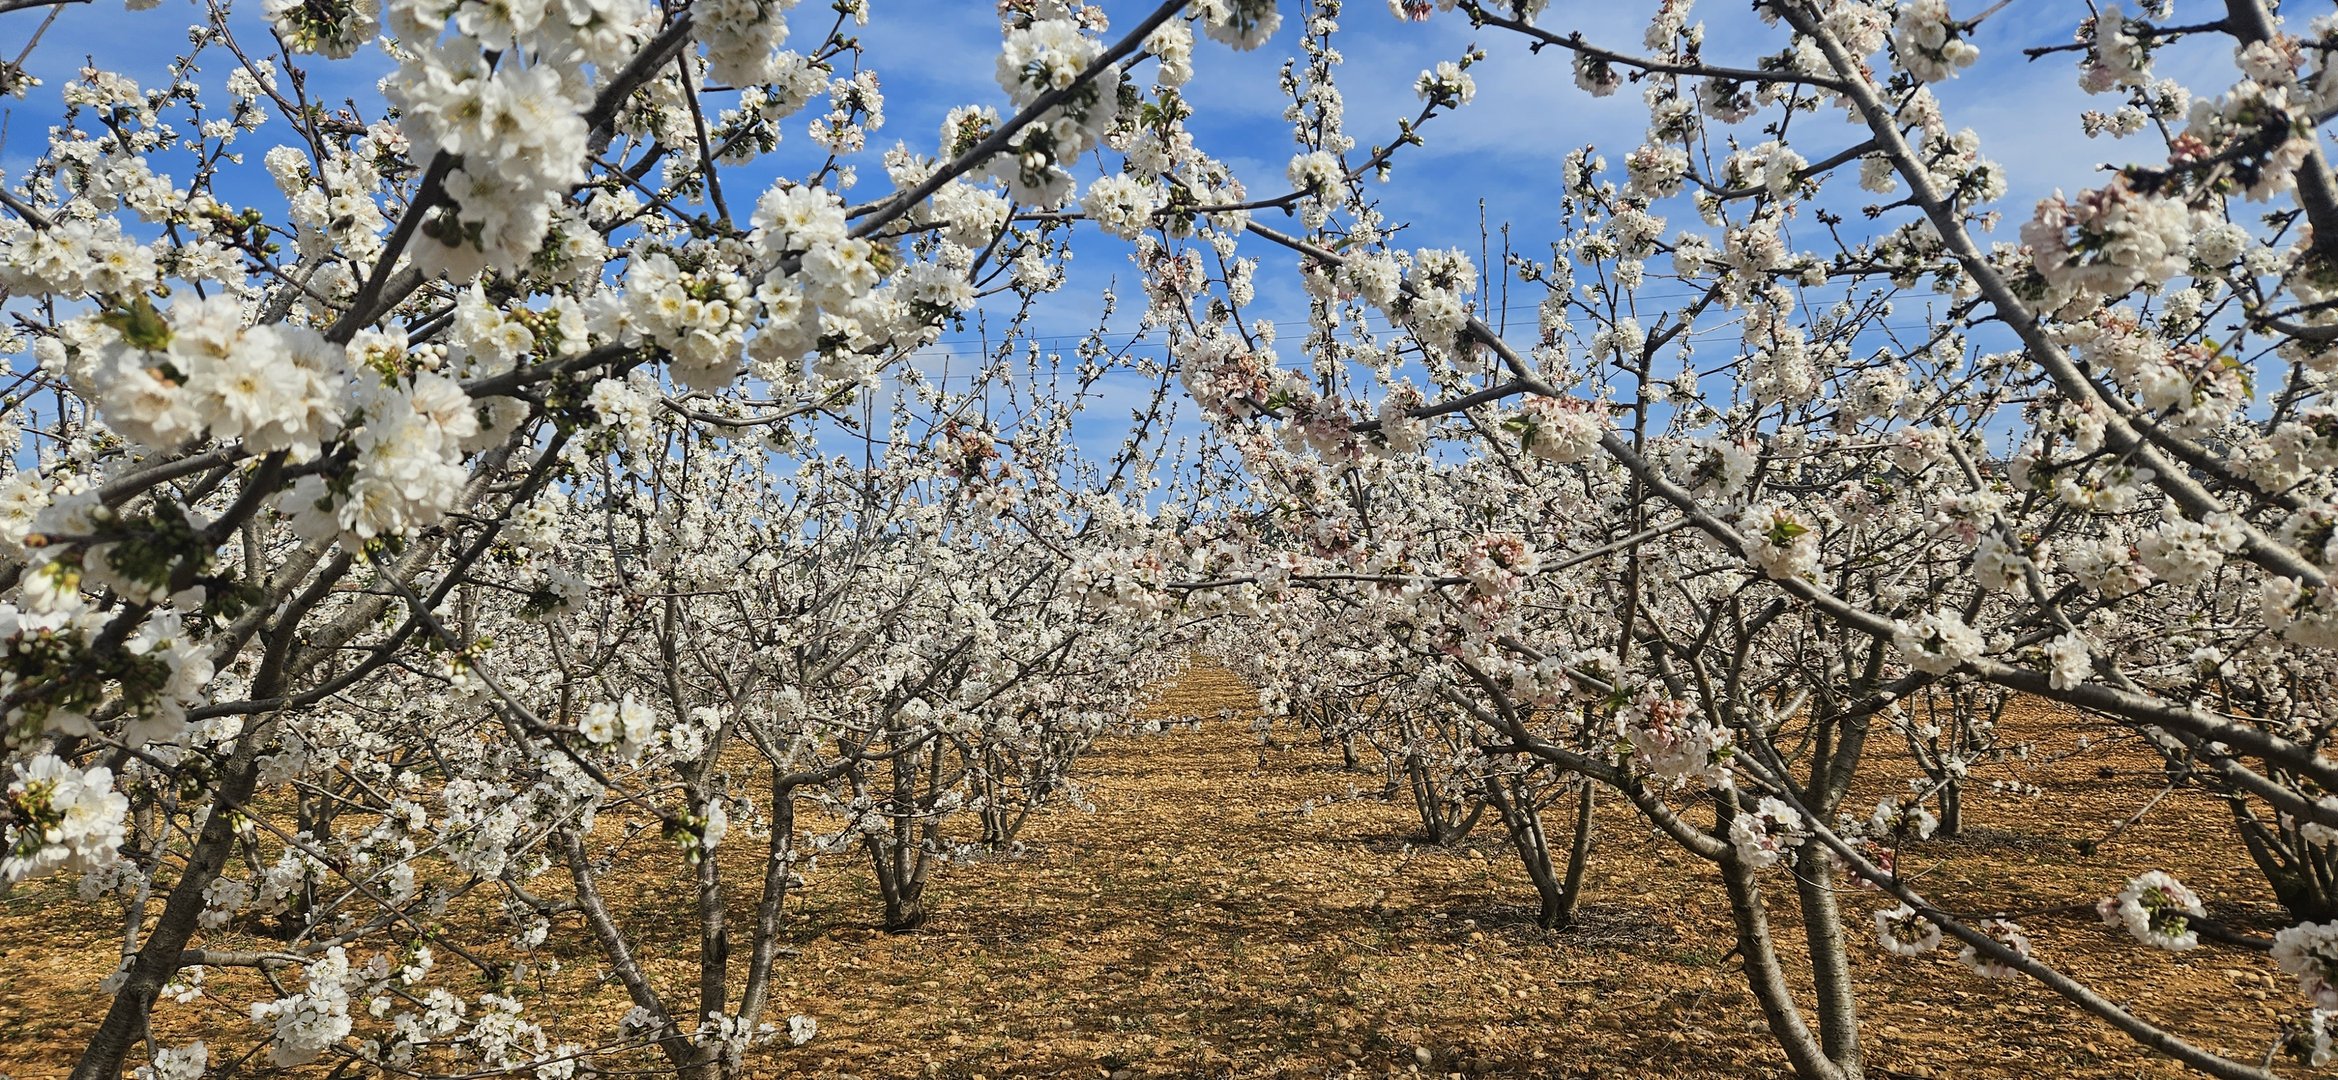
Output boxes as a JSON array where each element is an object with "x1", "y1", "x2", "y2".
[
  {"x1": 0, "y1": 0, "x2": 1245, "y2": 1072},
  {"x1": 1056, "y1": 0, "x2": 2338, "y2": 1076},
  {"x1": 10, "y1": 0, "x2": 2338, "y2": 1076}
]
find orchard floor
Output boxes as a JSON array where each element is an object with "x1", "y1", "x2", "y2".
[{"x1": 0, "y1": 664, "x2": 2305, "y2": 1079}]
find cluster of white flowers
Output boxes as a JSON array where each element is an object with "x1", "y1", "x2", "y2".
[
  {"x1": 578, "y1": 696, "x2": 660, "y2": 761},
  {"x1": 1374, "y1": 382, "x2": 1433, "y2": 455},
  {"x1": 0, "y1": 216, "x2": 157, "y2": 296},
  {"x1": 810, "y1": 70, "x2": 886, "y2": 154},
  {"x1": 435, "y1": 778, "x2": 533, "y2": 880},
  {"x1": 1339, "y1": 251, "x2": 1403, "y2": 308},
  {"x1": 1457, "y1": 532, "x2": 1541, "y2": 597},
  {"x1": 1876, "y1": 902, "x2": 1942, "y2": 956},
  {"x1": 1737, "y1": 502, "x2": 1822, "y2": 581},
  {"x1": 2175, "y1": 80, "x2": 2316, "y2": 202},
  {"x1": 81, "y1": 295, "x2": 347, "y2": 459},
  {"x1": 2263, "y1": 576, "x2": 2338, "y2": 649},
  {"x1": 1963, "y1": 530, "x2": 2038, "y2": 591},
  {"x1": 1286, "y1": 149, "x2": 1344, "y2": 200},
  {"x1": 2082, "y1": 6, "x2": 2155, "y2": 93},
  {"x1": 1148, "y1": 20, "x2": 1195, "y2": 86},
  {"x1": 2041, "y1": 631, "x2": 2092, "y2": 690},
  {"x1": 130, "y1": 1042, "x2": 207, "y2": 1080},
  {"x1": 1892, "y1": 0, "x2": 1978, "y2": 81},
  {"x1": 1618, "y1": 693, "x2": 1734, "y2": 789},
  {"x1": 2289, "y1": 1007, "x2": 2338, "y2": 1069},
  {"x1": 744, "y1": 184, "x2": 922, "y2": 387},
  {"x1": 2275, "y1": 922, "x2": 2338, "y2": 1009},
  {"x1": 264, "y1": 0, "x2": 375, "y2": 58},
  {"x1": 1729, "y1": 796, "x2": 1805, "y2": 867},
  {"x1": 266, "y1": 142, "x2": 391, "y2": 266},
  {"x1": 2061, "y1": 527, "x2": 2150, "y2": 598},
  {"x1": 1665, "y1": 435, "x2": 1760, "y2": 500},
  {"x1": 1391, "y1": 249, "x2": 1473, "y2": 354},
  {"x1": 1174, "y1": 326, "x2": 1282, "y2": 422},
  {"x1": 700, "y1": 0, "x2": 802, "y2": 86},
  {"x1": 2023, "y1": 179, "x2": 2195, "y2": 298},
  {"x1": 583, "y1": 375, "x2": 657, "y2": 457},
  {"x1": 1893, "y1": 609, "x2": 1984, "y2": 674},
  {"x1": 1067, "y1": 548, "x2": 1173, "y2": 617},
  {"x1": 0, "y1": 558, "x2": 216, "y2": 744},
  {"x1": 387, "y1": 48, "x2": 587, "y2": 277},
  {"x1": 250, "y1": 947, "x2": 355, "y2": 1066},
  {"x1": 2, "y1": 755, "x2": 128, "y2": 883},
  {"x1": 1695, "y1": 76, "x2": 1757, "y2": 124},
  {"x1": 1513, "y1": 396, "x2": 1606, "y2": 465},
  {"x1": 623, "y1": 252, "x2": 755, "y2": 392},
  {"x1": 991, "y1": 18, "x2": 1123, "y2": 204},
  {"x1": 1958, "y1": 918, "x2": 2031, "y2": 978},
  {"x1": 1194, "y1": 0, "x2": 1283, "y2": 50},
  {"x1": 1414, "y1": 60, "x2": 1475, "y2": 107},
  {"x1": 1080, "y1": 174, "x2": 1162, "y2": 240},
  {"x1": 1573, "y1": 52, "x2": 1623, "y2": 97},
  {"x1": 1624, "y1": 144, "x2": 1689, "y2": 201},
  {"x1": 1870, "y1": 796, "x2": 1939, "y2": 841},
  {"x1": 282, "y1": 373, "x2": 486, "y2": 547},
  {"x1": 1912, "y1": 126, "x2": 2005, "y2": 208},
  {"x1": 2097, "y1": 870, "x2": 2206, "y2": 951},
  {"x1": 2060, "y1": 308, "x2": 2249, "y2": 435},
  {"x1": 2134, "y1": 510, "x2": 2246, "y2": 587},
  {"x1": 1724, "y1": 140, "x2": 1808, "y2": 198}
]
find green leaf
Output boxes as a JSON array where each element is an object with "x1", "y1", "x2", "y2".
[{"x1": 99, "y1": 295, "x2": 172, "y2": 351}]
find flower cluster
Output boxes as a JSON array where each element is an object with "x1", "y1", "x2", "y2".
[
  {"x1": 1870, "y1": 796, "x2": 1940, "y2": 841},
  {"x1": 1958, "y1": 918, "x2": 2031, "y2": 979},
  {"x1": 281, "y1": 373, "x2": 487, "y2": 547},
  {"x1": 1892, "y1": 0, "x2": 1978, "y2": 82},
  {"x1": 624, "y1": 251, "x2": 756, "y2": 392},
  {"x1": 265, "y1": 0, "x2": 375, "y2": 58},
  {"x1": 2022, "y1": 178, "x2": 2195, "y2": 298},
  {"x1": 1512, "y1": 396, "x2": 1606, "y2": 465},
  {"x1": 82, "y1": 295, "x2": 346, "y2": 459},
  {"x1": 249, "y1": 947, "x2": 354, "y2": 1066},
  {"x1": 2275, "y1": 922, "x2": 2338, "y2": 1009},
  {"x1": 1081, "y1": 174, "x2": 1162, "y2": 239},
  {"x1": 701, "y1": 0, "x2": 803, "y2": 86},
  {"x1": 745, "y1": 185, "x2": 916, "y2": 386},
  {"x1": 1194, "y1": 0, "x2": 1282, "y2": 50},
  {"x1": 578, "y1": 696, "x2": 660, "y2": 761},
  {"x1": 991, "y1": 18, "x2": 1124, "y2": 204},
  {"x1": 1618, "y1": 694, "x2": 1734, "y2": 789},
  {"x1": 1729, "y1": 796, "x2": 1805, "y2": 867},
  {"x1": 388, "y1": 54, "x2": 588, "y2": 277},
  {"x1": 1892, "y1": 610, "x2": 1985, "y2": 674},
  {"x1": 2098, "y1": 870, "x2": 2206, "y2": 951},
  {"x1": 1876, "y1": 903, "x2": 1942, "y2": 956},
  {"x1": 1738, "y1": 502, "x2": 1823, "y2": 581},
  {"x1": 2, "y1": 755, "x2": 128, "y2": 884}
]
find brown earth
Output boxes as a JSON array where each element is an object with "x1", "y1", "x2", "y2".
[{"x1": 0, "y1": 664, "x2": 2306, "y2": 1079}]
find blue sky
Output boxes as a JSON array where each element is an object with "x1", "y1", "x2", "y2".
[{"x1": 0, "y1": 0, "x2": 2301, "y2": 472}]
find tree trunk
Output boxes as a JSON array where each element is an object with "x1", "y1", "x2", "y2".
[
  {"x1": 1407, "y1": 754, "x2": 1484, "y2": 845},
  {"x1": 1793, "y1": 853, "x2": 1864, "y2": 1078},
  {"x1": 1720, "y1": 856, "x2": 1856, "y2": 1080},
  {"x1": 71, "y1": 726, "x2": 268, "y2": 1080},
  {"x1": 1484, "y1": 772, "x2": 1573, "y2": 928},
  {"x1": 1556, "y1": 781, "x2": 1595, "y2": 928}
]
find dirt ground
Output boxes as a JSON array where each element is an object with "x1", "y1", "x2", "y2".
[{"x1": 0, "y1": 664, "x2": 2310, "y2": 1078}]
